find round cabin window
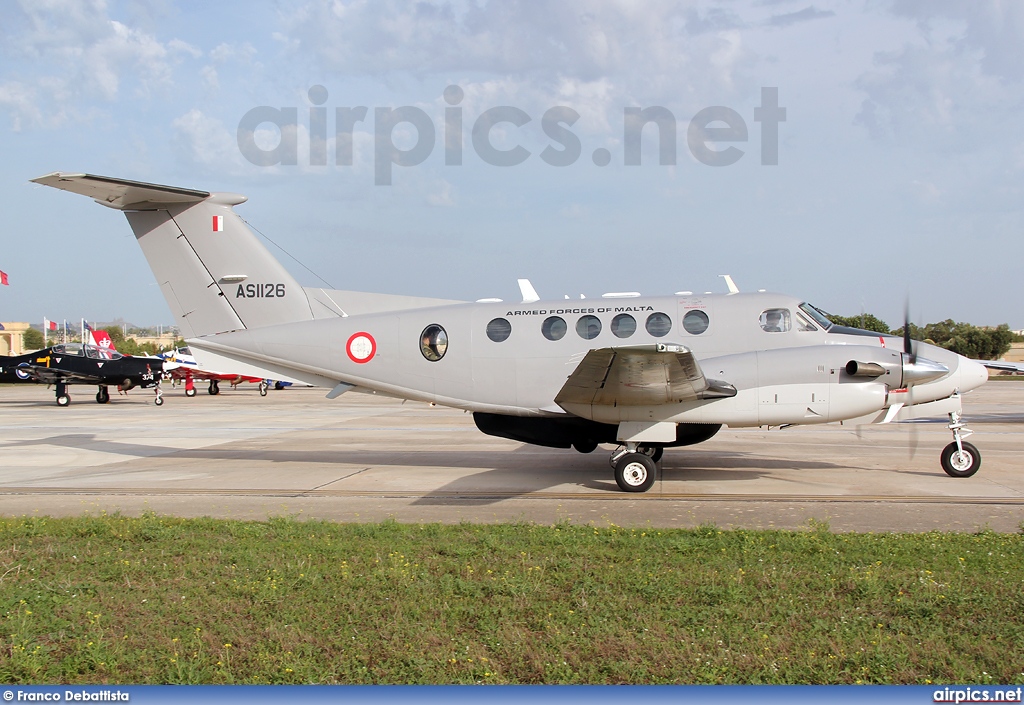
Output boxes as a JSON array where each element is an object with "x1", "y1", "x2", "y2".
[
  {"x1": 682, "y1": 310, "x2": 710, "y2": 335},
  {"x1": 420, "y1": 324, "x2": 448, "y2": 361},
  {"x1": 486, "y1": 317, "x2": 512, "y2": 343}
]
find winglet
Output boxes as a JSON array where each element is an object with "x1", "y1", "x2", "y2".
[
  {"x1": 518, "y1": 278, "x2": 540, "y2": 303},
  {"x1": 720, "y1": 274, "x2": 739, "y2": 294}
]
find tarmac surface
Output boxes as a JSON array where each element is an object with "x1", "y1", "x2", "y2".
[{"x1": 1, "y1": 380, "x2": 1022, "y2": 532}]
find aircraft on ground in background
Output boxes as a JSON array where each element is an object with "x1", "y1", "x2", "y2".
[
  {"x1": 0, "y1": 342, "x2": 169, "y2": 406},
  {"x1": 32, "y1": 172, "x2": 990, "y2": 491},
  {"x1": 158, "y1": 345, "x2": 270, "y2": 396}
]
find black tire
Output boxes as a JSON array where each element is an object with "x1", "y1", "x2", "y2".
[
  {"x1": 614, "y1": 453, "x2": 657, "y2": 493},
  {"x1": 208, "y1": 381, "x2": 219, "y2": 395},
  {"x1": 274, "y1": 381, "x2": 285, "y2": 391},
  {"x1": 154, "y1": 395, "x2": 164, "y2": 406},
  {"x1": 96, "y1": 388, "x2": 110, "y2": 404},
  {"x1": 941, "y1": 441, "x2": 981, "y2": 478},
  {"x1": 572, "y1": 439, "x2": 598, "y2": 454},
  {"x1": 259, "y1": 382, "x2": 268, "y2": 397},
  {"x1": 185, "y1": 387, "x2": 197, "y2": 398},
  {"x1": 56, "y1": 394, "x2": 70, "y2": 407}
]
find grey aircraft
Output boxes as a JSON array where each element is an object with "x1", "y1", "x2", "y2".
[{"x1": 32, "y1": 172, "x2": 991, "y2": 492}]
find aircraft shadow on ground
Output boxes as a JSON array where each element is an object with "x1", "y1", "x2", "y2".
[{"x1": 0, "y1": 433, "x2": 858, "y2": 504}]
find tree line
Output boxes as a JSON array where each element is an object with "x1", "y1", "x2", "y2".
[
  {"x1": 830, "y1": 314, "x2": 1018, "y2": 361},
  {"x1": 19, "y1": 326, "x2": 183, "y2": 357}
]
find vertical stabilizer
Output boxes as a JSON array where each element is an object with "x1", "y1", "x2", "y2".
[{"x1": 31, "y1": 172, "x2": 317, "y2": 337}]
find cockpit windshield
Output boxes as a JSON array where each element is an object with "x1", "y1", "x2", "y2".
[
  {"x1": 799, "y1": 303, "x2": 833, "y2": 331},
  {"x1": 85, "y1": 344, "x2": 123, "y2": 360}
]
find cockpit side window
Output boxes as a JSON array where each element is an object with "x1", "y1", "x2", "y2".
[
  {"x1": 59, "y1": 343, "x2": 85, "y2": 356},
  {"x1": 795, "y1": 312, "x2": 818, "y2": 332},
  {"x1": 759, "y1": 308, "x2": 791, "y2": 333}
]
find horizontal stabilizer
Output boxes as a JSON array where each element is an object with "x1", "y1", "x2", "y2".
[{"x1": 31, "y1": 172, "x2": 210, "y2": 209}]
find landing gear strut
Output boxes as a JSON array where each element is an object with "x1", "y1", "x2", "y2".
[
  {"x1": 154, "y1": 384, "x2": 164, "y2": 406},
  {"x1": 609, "y1": 443, "x2": 659, "y2": 492},
  {"x1": 941, "y1": 409, "x2": 980, "y2": 478},
  {"x1": 184, "y1": 372, "x2": 197, "y2": 397},
  {"x1": 258, "y1": 380, "x2": 268, "y2": 397},
  {"x1": 55, "y1": 381, "x2": 70, "y2": 407}
]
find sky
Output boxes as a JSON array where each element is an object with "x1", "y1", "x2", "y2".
[{"x1": 1, "y1": 0, "x2": 1022, "y2": 329}]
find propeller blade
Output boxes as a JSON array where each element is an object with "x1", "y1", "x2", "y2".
[{"x1": 903, "y1": 300, "x2": 915, "y2": 364}]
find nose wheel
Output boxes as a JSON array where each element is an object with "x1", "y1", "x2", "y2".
[{"x1": 941, "y1": 409, "x2": 980, "y2": 477}]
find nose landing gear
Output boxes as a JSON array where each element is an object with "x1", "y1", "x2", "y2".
[{"x1": 941, "y1": 409, "x2": 980, "y2": 478}]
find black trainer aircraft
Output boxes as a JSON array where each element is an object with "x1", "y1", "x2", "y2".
[{"x1": 0, "y1": 343, "x2": 167, "y2": 406}]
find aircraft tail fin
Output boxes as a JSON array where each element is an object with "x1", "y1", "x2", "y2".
[{"x1": 32, "y1": 172, "x2": 317, "y2": 338}]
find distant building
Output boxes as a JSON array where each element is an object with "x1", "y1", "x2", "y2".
[
  {"x1": 0, "y1": 322, "x2": 30, "y2": 355},
  {"x1": 1003, "y1": 342, "x2": 1024, "y2": 364}
]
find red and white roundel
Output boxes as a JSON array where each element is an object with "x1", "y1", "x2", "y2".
[{"x1": 346, "y1": 332, "x2": 376, "y2": 363}]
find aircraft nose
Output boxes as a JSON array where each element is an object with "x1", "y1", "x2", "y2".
[{"x1": 958, "y1": 357, "x2": 989, "y2": 392}]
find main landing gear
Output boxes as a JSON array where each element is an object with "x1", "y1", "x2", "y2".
[
  {"x1": 608, "y1": 443, "x2": 664, "y2": 492},
  {"x1": 208, "y1": 379, "x2": 220, "y2": 395},
  {"x1": 258, "y1": 380, "x2": 268, "y2": 397},
  {"x1": 941, "y1": 409, "x2": 980, "y2": 478},
  {"x1": 96, "y1": 386, "x2": 110, "y2": 404},
  {"x1": 55, "y1": 381, "x2": 70, "y2": 407}
]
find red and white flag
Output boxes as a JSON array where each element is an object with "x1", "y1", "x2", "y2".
[
  {"x1": 0, "y1": 270, "x2": 8, "y2": 286},
  {"x1": 212, "y1": 215, "x2": 224, "y2": 232},
  {"x1": 44, "y1": 318, "x2": 57, "y2": 331}
]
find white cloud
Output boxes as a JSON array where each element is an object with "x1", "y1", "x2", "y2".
[
  {"x1": 171, "y1": 108, "x2": 250, "y2": 175},
  {"x1": 854, "y1": 1, "x2": 1024, "y2": 147},
  {"x1": 0, "y1": 1, "x2": 200, "y2": 128}
]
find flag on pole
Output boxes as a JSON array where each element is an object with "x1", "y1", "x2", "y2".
[
  {"x1": 45, "y1": 318, "x2": 57, "y2": 331},
  {"x1": 0, "y1": 270, "x2": 8, "y2": 286}
]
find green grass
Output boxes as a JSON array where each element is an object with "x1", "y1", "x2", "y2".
[{"x1": 1, "y1": 514, "x2": 1022, "y2": 685}]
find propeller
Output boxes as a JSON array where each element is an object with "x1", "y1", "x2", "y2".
[
  {"x1": 903, "y1": 300, "x2": 918, "y2": 459},
  {"x1": 903, "y1": 300, "x2": 915, "y2": 364}
]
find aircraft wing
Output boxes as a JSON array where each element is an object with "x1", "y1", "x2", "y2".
[
  {"x1": 166, "y1": 367, "x2": 262, "y2": 383},
  {"x1": 977, "y1": 360, "x2": 1024, "y2": 373},
  {"x1": 19, "y1": 365, "x2": 105, "y2": 385},
  {"x1": 554, "y1": 344, "x2": 736, "y2": 410}
]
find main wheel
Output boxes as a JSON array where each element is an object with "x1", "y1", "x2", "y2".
[
  {"x1": 941, "y1": 441, "x2": 981, "y2": 478},
  {"x1": 95, "y1": 388, "x2": 110, "y2": 404},
  {"x1": 274, "y1": 381, "x2": 285, "y2": 390},
  {"x1": 185, "y1": 387, "x2": 197, "y2": 397},
  {"x1": 208, "y1": 381, "x2": 219, "y2": 395},
  {"x1": 614, "y1": 453, "x2": 657, "y2": 492},
  {"x1": 56, "y1": 394, "x2": 70, "y2": 407},
  {"x1": 572, "y1": 439, "x2": 597, "y2": 454},
  {"x1": 259, "y1": 381, "x2": 268, "y2": 397}
]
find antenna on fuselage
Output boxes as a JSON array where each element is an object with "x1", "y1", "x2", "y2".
[
  {"x1": 518, "y1": 279, "x2": 540, "y2": 304},
  {"x1": 720, "y1": 274, "x2": 739, "y2": 294}
]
